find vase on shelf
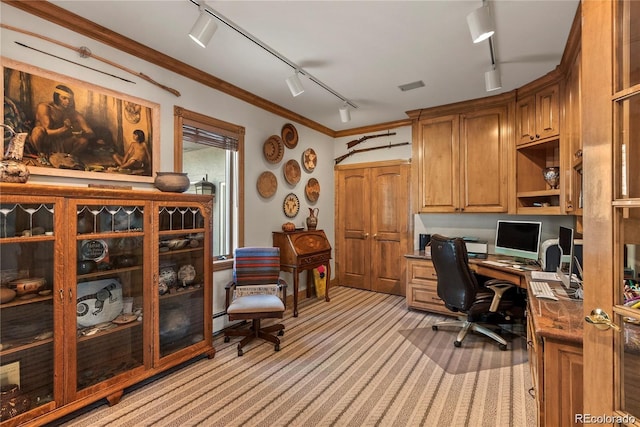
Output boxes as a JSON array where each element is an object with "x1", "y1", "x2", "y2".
[
  {"x1": 542, "y1": 167, "x2": 560, "y2": 189},
  {"x1": 306, "y1": 208, "x2": 319, "y2": 230}
]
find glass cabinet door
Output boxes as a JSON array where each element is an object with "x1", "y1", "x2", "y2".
[
  {"x1": 155, "y1": 203, "x2": 207, "y2": 359},
  {"x1": 72, "y1": 200, "x2": 147, "y2": 395},
  {"x1": 0, "y1": 197, "x2": 58, "y2": 423}
]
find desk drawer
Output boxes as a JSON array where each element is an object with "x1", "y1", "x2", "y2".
[
  {"x1": 407, "y1": 259, "x2": 438, "y2": 285},
  {"x1": 408, "y1": 284, "x2": 450, "y2": 315}
]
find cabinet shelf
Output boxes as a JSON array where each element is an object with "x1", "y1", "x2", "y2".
[
  {"x1": 0, "y1": 294, "x2": 53, "y2": 308},
  {"x1": 77, "y1": 319, "x2": 142, "y2": 343},
  {"x1": 77, "y1": 266, "x2": 142, "y2": 280},
  {"x1": 0, "y1": 235, "x2": 56, "y2": 243},
  {"x1": 159, "y1": 284, "x2": 203, "y2": 300},
  {"x1": 517, "y1": 189, "x2": 561, "y2": 198},
  {"x1": 158, "y1": 228, "x2": 206, "y2": 237},
  {"x1": 75, "y1": 231, "x2": 145, "y2": 240},
  {"x1": 0, "y1": 336, "x2": 53, "y2": 357}
]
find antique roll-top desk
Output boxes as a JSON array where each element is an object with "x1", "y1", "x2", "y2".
[{"x1": 272, "y1": 230, "x2": 332, "y2": 316}]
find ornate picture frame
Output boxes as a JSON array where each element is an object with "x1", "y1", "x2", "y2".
[{"x1": 2, "y1": 58, "x2": 160, "y2": 183}]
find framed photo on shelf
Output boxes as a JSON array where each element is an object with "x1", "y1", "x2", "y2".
[{"x1": 2, "y1": 58, "x2": 160, "y2": 183}]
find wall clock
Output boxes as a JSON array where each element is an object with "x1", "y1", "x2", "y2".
[{"x1": 283, "y1": 193, "x2": 300, "y2": 218}]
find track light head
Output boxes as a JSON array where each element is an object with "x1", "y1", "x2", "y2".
[
  {"x1": 189, "y1": 4, "x2": 218, "y2": 48},
  {"x1": 339, "y1": 103, "x2": 351, "y2": 123},
  {"x1": 485, "y1": 67, "x2": 502, "y2": 91},
  {"x1": 286, "y1": 72, "x2": 305, "y2": 97},
  {"x1": 467, "y1": 4, "x2": 495, "y2": 43}
]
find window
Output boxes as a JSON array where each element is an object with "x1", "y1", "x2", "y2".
[{"x1": 174, "y1": 107, "x2": 244, "y2": 269}]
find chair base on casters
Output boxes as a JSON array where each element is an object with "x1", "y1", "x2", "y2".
[
  {"x1": 432, "y1": 317, "x2": 508, "y2": 351},
  {"x1": 224, "y1": 319, "x2": 285, "y2": 356}
]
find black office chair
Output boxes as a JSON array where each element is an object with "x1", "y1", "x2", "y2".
[{"x1": 429, "y1": 234, "x2": 522, "y2": 351}]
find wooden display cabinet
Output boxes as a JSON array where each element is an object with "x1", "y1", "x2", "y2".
[{"x1": 0, "y1": 184, "x2": 214, "y2": 426}]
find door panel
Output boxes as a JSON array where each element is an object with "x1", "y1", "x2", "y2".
[
  {"x1": 418, "y1": 116, "x2": 459, "y2": 212},
  {"x1": 460, "y1": 107, "x2": 508, "y2": 212},
  {"x1": 370, "y1": 165, "x2": 409, "y2": 295},
  {"x1": 337, "y1": 169, "x2": 370, "y2": 290}
]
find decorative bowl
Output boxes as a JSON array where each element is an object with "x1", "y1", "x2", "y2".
[
  {"x1": 7, "y1": 277, "x2": 46, "y2": 296},
  {"x1": 154, "y1": 172, "x2": 190, "y2": 193},
  {"x1": 542, "y1": 167, "x2": 560, "y2": 189}
]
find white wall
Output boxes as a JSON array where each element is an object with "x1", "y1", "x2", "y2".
[{"x1": 1, "y1": 6, "x2": 335, "y2": 332}]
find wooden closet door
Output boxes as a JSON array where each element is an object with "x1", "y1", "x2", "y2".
[
  {"x1": 336, "y1": 167, "x2": 371, "y2": 290},
  {"x1": 335, "y1": 161, "x2": 411, "y2": 295},
  {"x1": 370, "y1": 164, "x2": 410, "y2": 295}
]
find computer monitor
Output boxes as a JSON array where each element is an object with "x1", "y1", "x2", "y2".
[
  {"x1": 494, "y1": 220, "x2": 542, "y2": 262},
  {"x1": 557, "y1": 226, "x2": 578, "y2": 288}
]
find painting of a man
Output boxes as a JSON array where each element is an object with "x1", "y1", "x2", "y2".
[{"x1": 29, "y1": 84, "x2": 95, "y2": 157}]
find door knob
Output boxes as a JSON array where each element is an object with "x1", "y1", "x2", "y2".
[
  {"x1": 363, "y1": 233, "x2": 369, "y2": 239},
  {"x1": 585, "y1": 308, "x2": 621, "y2": 332}
]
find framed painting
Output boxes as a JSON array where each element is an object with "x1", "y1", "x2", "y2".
[{"x1": 2, "y1": 58, "x2": 159, "y2": 183}]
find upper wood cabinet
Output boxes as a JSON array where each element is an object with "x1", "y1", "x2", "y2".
[
  {"x1": 516, "y1": 82, "x2": 560, "y2": 145},
  {"x1": 410, "y1": 95, "x2": 513, "y2": 214}
]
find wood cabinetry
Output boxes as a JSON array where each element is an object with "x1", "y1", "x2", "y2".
[
  {"x1": 409, "y1": 94, "x2": 513, "y2": 213},
  {"x1": 0, "y1": 184, "x2": 214, "y2": 426},
  {"x1": 561, "y1": 11, "x2": 583, "y2": 230},
  {"x1": 527, "y1": 286, "x2": 584, "y2": 427},
  {"x1": 405, "y1": 257, "x2": 450, "y2": 315},
  {"x1": 514, "y1": 74, "x2": 565, "y2": 214},
  {"x1": 335, "y1": 161, "x2": 411, "y2": 296},
  {"x1": 516, "y1": 83, "x2": 560, "y2": 145}
]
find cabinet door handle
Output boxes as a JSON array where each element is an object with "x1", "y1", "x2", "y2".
[
  {"x1": 59, "y1": 289, "x2": 64, "y2": 302},
  {"x1": 535, "y1": 134, "x2": 540, "y2": 139},
  {"x1": 530, "y1": 136, "x2": 534, "y2": 140},
  {"x1": 363, "y1": 233, "x2": 369, "y2": 239},
  {"x1": 69, "y1": 288, "x2": 73, "y2": 302}
]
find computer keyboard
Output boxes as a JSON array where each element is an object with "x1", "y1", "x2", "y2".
[{"x1": 529, "y1": 281, "x2": 558, "y2": 301}]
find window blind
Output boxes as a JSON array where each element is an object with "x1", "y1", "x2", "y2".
[{"x1": 182, "y1": 124, "x2": 238, "y2": 151}]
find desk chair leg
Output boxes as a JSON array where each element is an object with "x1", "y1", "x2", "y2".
[{"x1": 432, "y1": 317, "x2": 508, "y2": 351}]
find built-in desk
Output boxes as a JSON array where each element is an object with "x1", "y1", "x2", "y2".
[
  {"x1": 404, "y1": 251, "x2": 532, "y2": 313},
  {"x1": 526, "y1": 276, "x2": 583, "y2": 427}
]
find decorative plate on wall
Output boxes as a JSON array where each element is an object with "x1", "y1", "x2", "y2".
[
  {"x1": 257, "y1": 171, "x2": 277, "y2": 198},
  {"x1": 283, "y1": 193, "x2": 300, "y2": 218},
  {"x1": 281, "y1": 123, "x2": 299, "y2": 149},
  {"x1": 284, "y1": 159, "x2": 301, "y2": 185},
  {"x1": 302, "y1": 148, "x2": 317, "y2": 172},
  {"x1": 263, "y1": 135, "x2": 284, "y2": 164},
  {"x1": 305, "y1": 178, "x2": 320, "y2": 202}
]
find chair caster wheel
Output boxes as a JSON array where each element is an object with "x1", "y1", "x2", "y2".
[
  {"x1": 278, "y1": 330, "x2": 284, "y2": 336},
  {"x1": 499, "y1": 344, "x2": 507, "y2": 351},
  {"x1": 432, "y1": 325, "x2": 438, "y2": 331},
  {"x1": 275, "y1": 344, "x2": 280, "y2": 351},
  {"x1": 237, "y1": 345, "x2": 243, "y2": 356},
  {"x1": 454, "y1": 341, "x2": 462, "y2": 347},
  {"x1": 224, "y1": 336, "x2": 230, "y2": 343}
]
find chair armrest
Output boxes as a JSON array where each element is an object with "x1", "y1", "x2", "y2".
[
  {"x1": 278, "y1": 278, "x2": 288, "y2": 303},
  {"x1": 483, "y1": 279, "x2": 516, "y2": 312},
  {"x1": 224, "y1": 280, "x2": 237, "y2": 309}
]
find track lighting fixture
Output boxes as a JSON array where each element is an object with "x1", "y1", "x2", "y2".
[
  {"x1": 189, "y1": 3, "x2": 218, "y2": 48},
  {"x1": 485, "y1": 67, "x2": 502, "y2": 91},
  {"x1": 285, "y1": 71, "x2": 305, "y2": 97},
  {"x1": 339, "y1": 103, "x2": 351, "y2": 123},
  {"x1": 467, "y1": 2, "x2": 495, "y2": 44}
]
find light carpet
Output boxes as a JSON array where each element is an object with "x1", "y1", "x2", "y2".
[{"x1": 57, "y1": 286, "x2": 535, "y2": 427}]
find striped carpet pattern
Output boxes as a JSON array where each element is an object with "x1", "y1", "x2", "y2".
[{"x1": 60, "y1": 286, "x2": 535, "y2": 427}]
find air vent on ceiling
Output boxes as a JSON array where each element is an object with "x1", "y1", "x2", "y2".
[{"x1": 398, "y1": 80, "x2": 425, "y2": 92}]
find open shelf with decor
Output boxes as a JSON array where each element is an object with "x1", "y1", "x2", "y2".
[{"x1": 516, "y1": 138, "x2": 562, "y2": 214}]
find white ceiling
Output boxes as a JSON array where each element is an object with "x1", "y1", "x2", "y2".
[{"x1": 49, "y1": 0, "x2": 579, "y2": 132}]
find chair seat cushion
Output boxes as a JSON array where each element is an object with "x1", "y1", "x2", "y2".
[{"x1": 228, "y1": 294, "x2": 285, "y2": 314}]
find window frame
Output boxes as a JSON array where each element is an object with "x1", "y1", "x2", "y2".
[{"x1": 173, "y1": 106, "x2": 244, "y2": 271}]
